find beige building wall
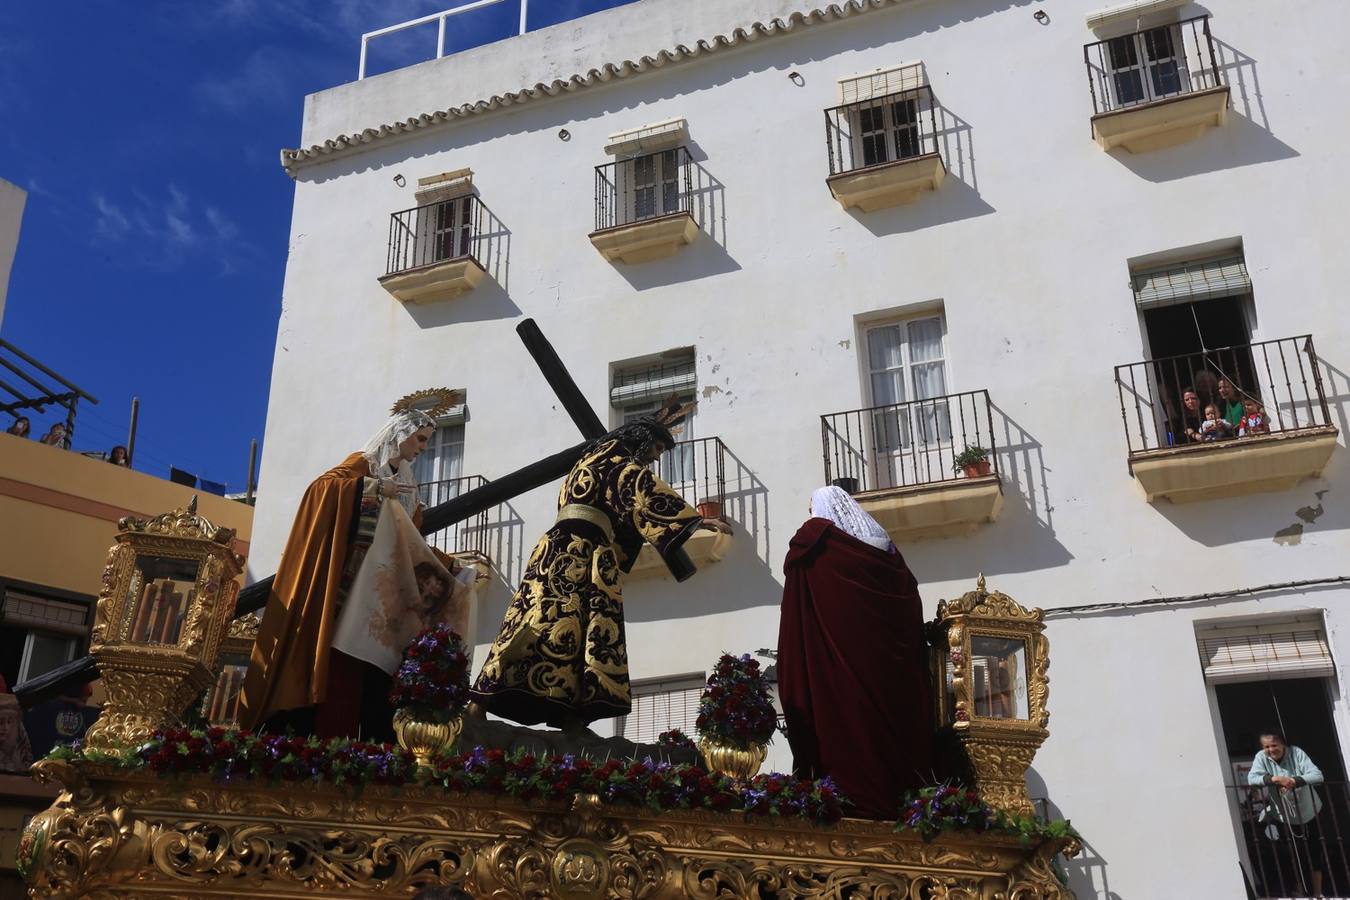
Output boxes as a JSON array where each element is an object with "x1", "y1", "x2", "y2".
[{"x1": 0, "y1": 177, "x2": 26, "y2": 330}]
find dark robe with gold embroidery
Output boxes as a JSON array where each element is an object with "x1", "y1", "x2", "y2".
[{"x1": 471, "y1": 438, "x2": 702, "y2": 727}]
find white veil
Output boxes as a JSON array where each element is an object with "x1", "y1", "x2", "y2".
[
  {"x1": 810, "y1": 485, "x2": 894, "y2": 552},
  {"x1": 361, "y1": 410, "x2": 437, "y2": 516}
]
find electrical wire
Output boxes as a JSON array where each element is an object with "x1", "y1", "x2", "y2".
[{"x1": 1043, "y1": 576, "x2": 1350, "y2": 619}]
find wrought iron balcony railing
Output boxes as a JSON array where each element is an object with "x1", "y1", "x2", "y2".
[
  {"x1": 1084, "y1": 15, "x2": 1222, "y2": 115},
  {"x1": 821, "y1": 389, "x2": 998, "y2": 494},
  {"x1": 1114, "y1": 335, "x2": 1332, "y2": 455},
  {"x1": 825, "y1": 85, "x2": 940, "y2": 176},
  {"x1": 594, "y1": 146, "x2": 694, "y2": 232},
  {"x1": 418, "y1": 474, "x2": 490, "y2": 559},
  {"x1": 385, "y1": 194, "x2": 494, "y2": 276},
  {"x1": 1227, "y1": 779, "x2": 1350, "y2": 899},
  {"x1": 648, "y1": 436, "x2": 727, "y2": 511}
]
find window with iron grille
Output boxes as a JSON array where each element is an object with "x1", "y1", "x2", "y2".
[
  {"x1": 1104, "y1": 24, "x2": 1189, "y2": 108},
  {"x1": 617, "y1": 674, "x2": 705, "y2": 745}
]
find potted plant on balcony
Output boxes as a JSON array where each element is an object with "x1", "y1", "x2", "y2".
[
  {"x1": 953, "y1": 445, "x2": 992, "y2": 478},
  {"x1": 388, "y1": 624, "x2": 471, "y2": 767}
]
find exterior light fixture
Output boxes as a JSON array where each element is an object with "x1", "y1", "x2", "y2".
[
  {"x1": 1034, "y1": 10, "x2": 1050, "y2": 24},
  {"x1": 558, "y1": 128, "x2": 571, "y2": 141}
]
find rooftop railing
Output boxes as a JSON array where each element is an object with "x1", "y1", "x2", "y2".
[
  {"x1": 359, "y1": 0, "x2": 528, "y2": 80},
  {"x1": 1227, "y1": 780, "x2": 1350, "y2": 899},
  {"x1": 1084, "y1": 15, "x2": 1222, "y2": 115},
  {"x1": 825, "y1": 85, "x2": 940, "y2": 176},
  {"x1": 1114, "y1": 336, "x2": 1332, "y2": 455},
  {"x1": 594, "y1": 146, "x2": 695, "y2": 232},
  {"x1": 648, "y1": 436, "x2": 727, "y2": 511},
  {"x1": 386, "y1": 194, "x2": 496, "y2": 277},
  {"x1": 419, "y1": 474, "x2": 491, "y2": 560},
  {"x1": 821, "y1": 389, "x2": 997, "y2": 494}
]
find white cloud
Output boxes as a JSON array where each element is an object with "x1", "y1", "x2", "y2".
[{"x1": 88, "y1": 185, "x2": 251, "y2": 272}]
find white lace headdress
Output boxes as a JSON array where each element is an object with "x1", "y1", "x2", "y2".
[
  {"x1": 361, "y1": 410, "x2": 436, "y2": 515},
  {"x1": 810, "y1": 485, "x2": 894, "y2": 552}
]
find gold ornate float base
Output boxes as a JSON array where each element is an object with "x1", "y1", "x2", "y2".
[{"x1": 20, "y1": 759, "x2": 1077, "y2": 899}]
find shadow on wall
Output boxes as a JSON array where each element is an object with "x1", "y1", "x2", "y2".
[
  {"x1": 613, "y1": 145, "x2": 742, "y2": 292},
  {"x1": 848, "y1": 94, "x2": 996, "y2": 238},
  {"x1": 400, "y1": 208, "x2": 522, "y2": 327},
  {"x1": 1111, "y1": 38, "x2": 1299, "y2": 183},
  {"x1": 905, "y1": 404, "x2": 1074, "y2": 583},
  {"x1": 1027, "y1": 767, "x2": 1121, "y2": 900},
  {"x1": 627, "y1": 444, "x2": 778, "y2": 623},
  {"x1": 473, "y1": 500, "x2": 526, "y2": 648},
  {"x1": 1145, "y1": 356, "x2": 1347, "y2": 547}
]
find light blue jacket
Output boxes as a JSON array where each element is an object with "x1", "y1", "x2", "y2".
[{"x1": 1248, "y1": 745, "x2": 1324, "y2": 825}]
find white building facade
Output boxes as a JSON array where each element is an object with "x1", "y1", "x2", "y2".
[{"x1": 256, "y1": 1, "x2": 1350, "y2": 896}]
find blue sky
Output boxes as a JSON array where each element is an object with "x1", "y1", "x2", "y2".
[{"x1": 0, "y1": 0, "x2": 634, "y2": 490}]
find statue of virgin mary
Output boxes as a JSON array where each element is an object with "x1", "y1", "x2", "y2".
[{"x1": 240, "y1": 398, "x2": 476, "y2": 740}]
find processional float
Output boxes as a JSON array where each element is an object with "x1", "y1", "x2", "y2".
[{"x1": 15, "y1": 321, "x2": 1079, "y2": 898}]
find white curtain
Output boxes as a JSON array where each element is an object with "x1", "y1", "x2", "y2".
[
  {"x1": 413, "y1": 423, "x2": 465, "y2": 506},
  {"x1": 907, "y1": 318, "x2": 951, "y2": 443}
]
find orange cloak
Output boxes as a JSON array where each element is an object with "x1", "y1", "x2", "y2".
[{"x1": 239, "y1": 452, "x2": 372, "y2": 729}]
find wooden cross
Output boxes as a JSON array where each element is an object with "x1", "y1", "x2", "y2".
[{"x1": 15, "y1": 320, "x2": 611, "y2": 705}]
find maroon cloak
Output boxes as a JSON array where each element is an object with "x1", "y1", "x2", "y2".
[{"x1": 777, "y1": 517, "x2": 934, "y2": 819}]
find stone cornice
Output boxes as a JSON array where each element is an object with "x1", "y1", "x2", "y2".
[{"x1": 280, "y1": 0, "x2": 908, "y2": 176}]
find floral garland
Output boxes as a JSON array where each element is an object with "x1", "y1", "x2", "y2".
[
  {"x1": 388, "y1": 625, "x2": 471, "y2": 724},
  {"x1": 656, "y1": 729, "x2": 696, "y2": 751},
  {"x1": 49, "y1": 729, "x2": 846, "y2": 823},
  {"x1": 695, "y1": 653, "x2": 777, "y2": 750},
  {"x1": 896, "y1": 785, "x2": 1079, "y2": 844}
]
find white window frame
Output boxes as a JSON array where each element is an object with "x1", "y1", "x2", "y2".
[
  {"x1": 611, "y1": 352, "x2": 697, "y2": 485},
  {"x1": 1104, "y1": 22, "x2": 1190, "y2": 108},
  {"x1": 852, "y1": 93, "x2": 923, "y2": 169}
]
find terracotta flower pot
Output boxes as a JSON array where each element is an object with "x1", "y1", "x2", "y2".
[
  {"x1": 696, "y1": 499, "x2": 723, "y2": 520},
  {"x1": 961, "y1": 460, "x2": 992, "y2": 478},
  {"x1": 393, "y1": 708, "x2": 463, "y2": 767}
]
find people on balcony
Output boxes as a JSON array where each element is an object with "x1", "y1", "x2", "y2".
[
  {"x1": 1175, "y1": 388, "x2": 1203, "y2": 444},
  {"x1": 108, "y1": 444, "x2": 129, "y2": 466},
  {"x1": 1199, "y1": 404, "x2": 1234, "y2": 442},
  {"x1": 1218, "y1": 377, "x2": 1247, "y2": 430},
  {"x1": 5, "y1": 415, "x2": 30, "y2": 437},
  {"x1": 777, "y1": 485, "x2": 933, "y2": 820},
  {"x1": 1240, "y1": 399, "x2": 1271, "y2": 437},
  {"x1": 1248, "y1": 731, "x2": 1328, "y2": 898},
  {"x1": 38, "y1": 422, "x2": 68, "y2": 448},
  {"x1": 240, "y1": 408, "x2": 476, "y2": 741}
]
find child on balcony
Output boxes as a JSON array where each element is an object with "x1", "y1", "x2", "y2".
[
  {"x1": 1199, "y1": 404, "x2": 1233, "y2": 442},
  {"x1": 1239, "y1": 399, "x2": 1270, "y2": 437}
]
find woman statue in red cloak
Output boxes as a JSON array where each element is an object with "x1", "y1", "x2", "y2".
[{"x1": 777, "y1": 485, "x2": 935, "y2": 819}]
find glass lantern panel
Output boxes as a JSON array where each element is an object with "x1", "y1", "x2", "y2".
[
  {"x1": 205, "y1": 653, "x2": 249, "y2": 726},
  {"x1": 124, "y1": 555, "x2": 200, "y2": 646},
  {"x1": 970, "y1": 635, "x2": 1030, "y2": 720}
]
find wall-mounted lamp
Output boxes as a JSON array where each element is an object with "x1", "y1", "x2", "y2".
[
  {"x1": 788, "y1": 71, "x2": 805, "y2": 86},
  {"x1": 393, "y1": 174, "x2": 406, "y2": 187},
  {"x1": 1033, "y1": 9, "x2": 1050, "y2": 24},
  {"x1": 558, "y1": 128, "x2": 571, "y2": 141}
]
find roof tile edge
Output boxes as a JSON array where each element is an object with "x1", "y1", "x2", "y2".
[{"x1": 278, "y1": 0, "x2": 908, "y2": 177}]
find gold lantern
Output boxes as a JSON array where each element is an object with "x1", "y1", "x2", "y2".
[
  {"x1": 931, "y1": 575, "x2": 1049, "y2": 816},
  {"x1": 83, "y1": 497, "x2": 244, "y2": 753}
]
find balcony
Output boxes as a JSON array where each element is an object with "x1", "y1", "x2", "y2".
[
  {"x1": 825, "y1": 85, "x2": 945, "y2": 212},
  {"x1": 418, "y1": 474, "x2": 493, "y2": 567},
  {"x1": 629, "y1": 437, "x2": 732, "y2": 577},
  {"x1": 821, "y1": 390, "x2": 1003, "y2": 542},
  {"x1": 377, "y1": 195, "x2": 495, "y2": 303},
  {"x1": 1227, "y1": 779, "x2": 1350, "y2": 898},
  {"x1": 1085, "y1": 15, "x2": 1229, "y2": 153},
  {"x1": 1115, "y1": 336, "x2": 1338, "y2": 503},
  {"x1": 589, "y1": 147, "x2": 699, "y2": 264}
]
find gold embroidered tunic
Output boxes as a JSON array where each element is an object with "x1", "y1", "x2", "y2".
[{"x1": 471, "y1": 438, "x2": 702, "y2": 727}]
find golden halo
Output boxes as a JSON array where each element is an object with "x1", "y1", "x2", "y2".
[{"x1": 391, "y1": 387, "x2": 465, "y2": 418}]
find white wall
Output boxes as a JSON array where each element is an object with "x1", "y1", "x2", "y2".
[
  {"x1": 258, "y1": 2, "x2": 1350, "y2": 896},
  {"x1": 0, "y1": 177, "x2": 27, "y2": 329}
]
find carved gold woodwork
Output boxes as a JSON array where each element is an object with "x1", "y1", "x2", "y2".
[
  {"x1": 84, "y1": 497, "x2": 245, "y2": 753},
  {"x1": 931, "y1": 575, "x2": 1050, "y2": 817},
  {"x1": 20, "y1": 759, "x2": 1078, "y2": 898}
]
